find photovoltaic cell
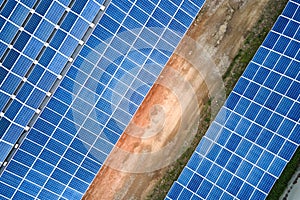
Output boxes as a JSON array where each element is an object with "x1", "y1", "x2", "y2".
[
  {"x1": 0, "y1": 0, "x2": 204, "y2": 199},
  {"x1": 166, "y1": 1, "x2": 300, "y2": 199},
  {"x1": 0, "y1": 0, "x2": 100, "y2": 171}
]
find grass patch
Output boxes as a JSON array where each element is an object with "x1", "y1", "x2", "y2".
[
  {"x1": 267, "y1": 147, "x2": 300, "y2": 199},
  {"x1": 146, "y1": 98, "x2": 212, "y2": 200},
  {"x1": 223, "y1": 0, "x2": 289, "y2": 96}
]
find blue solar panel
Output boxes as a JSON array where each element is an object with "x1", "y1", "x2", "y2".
[
  {"x1": 166, "y1": 1, "x2": 300, "y2": 199},
  {"x1": 0, "y1": 0, "x2": 204, "y2": 199},
  {"x1": 0, "y1": 0, "x2": 102, "y2": 166}
]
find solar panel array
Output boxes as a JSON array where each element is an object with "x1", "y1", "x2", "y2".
[
  {"x1": 0, "y1": 0, "x2": 205, "y2": 199},
  {"x1": 0, "y1": 0, "x2": 107, "y2": 166},
  {"x1": 166, "y1": 1, "x2": 300, "y2": 199}
]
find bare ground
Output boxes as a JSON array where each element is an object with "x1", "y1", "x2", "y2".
[{"x1": 83, "y1": 0, "x2": 271, "y2": 199}]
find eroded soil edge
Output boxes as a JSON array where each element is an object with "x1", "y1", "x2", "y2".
[{"x1": 83, "y1": 0, "x2": 273, "y2": 199}]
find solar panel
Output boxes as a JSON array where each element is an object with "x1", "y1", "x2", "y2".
[
  {"x1": 166, "y1": 0, "x2": 300, "y2": 199},
  {"x1": 0, "y1": 0, "x2": 205, "y2": 199},
  {"x1": 0, "y1": 0, "x2": 102, "y2": 167}
]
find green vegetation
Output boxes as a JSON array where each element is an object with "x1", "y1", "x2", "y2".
[
  {"x1": 146, "y1": 98, "x2": 212, "y2": 200},
  {"x1": 223, "y1": 0, "x2": 289, "y2": 96},
  {"x1": 147, "y1": 0, "x2": 297, "y2": 199},
  {"x1": 223, "y1": 1, "x2": 300, "y2": 199},
  {"x1": 267, "y1": 147, "x2": 300, "y2": 199}
]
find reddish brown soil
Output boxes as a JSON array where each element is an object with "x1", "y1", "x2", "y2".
[{"x1": 83, "y1": 0, "x2": 270, "y2": 199}]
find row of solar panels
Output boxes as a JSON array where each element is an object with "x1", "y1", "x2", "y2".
[
  {"x1": 166, "y1": 0, "x2": 300, "y2": 199},
  {"x1": 0, "y1": 0, "x2": 205, "y2": 199},
  {"x1": 0, "y1": 0, "x2": 105, "y2": 166}
]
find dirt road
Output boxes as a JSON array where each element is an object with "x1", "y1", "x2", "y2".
[{"x1": 83, "y1": 0, "x2": 271, "y2": 199}]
